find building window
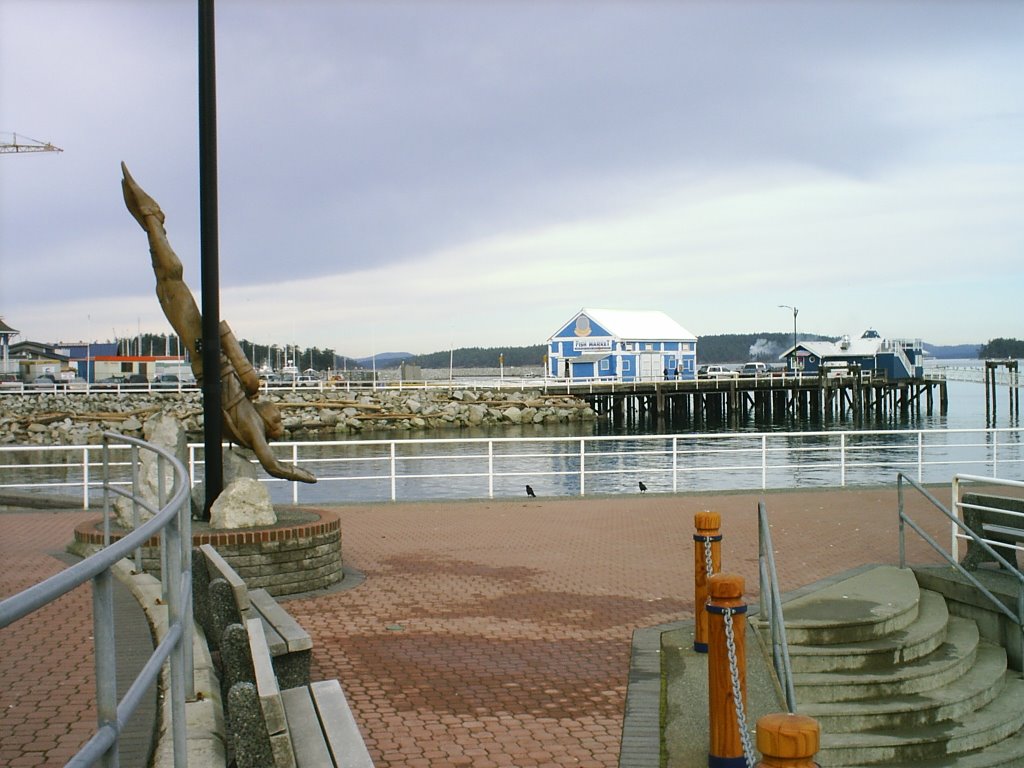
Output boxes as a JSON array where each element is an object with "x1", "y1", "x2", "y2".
[
  {"x1": 622, "y1": 359, "x2": 632, "y2": 372},
  {"x1": 600, "y1": 358, "x2": 610, "y2": 371}
]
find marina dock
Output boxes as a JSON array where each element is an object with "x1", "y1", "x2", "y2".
[{"x1": 571, "y1": 372, "x2": 948, "y2": 423}]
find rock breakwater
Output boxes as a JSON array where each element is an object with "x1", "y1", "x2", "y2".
[{"x1": 0, "y1": 388, "x2": 599, "y2": 445}]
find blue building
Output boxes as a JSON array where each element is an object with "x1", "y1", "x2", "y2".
[
  {"x1": 782, "y1": 330, "x2": 925, "y2": 380},
  {"x1": 547, "y1": 308, "x2": 698, "y2": 382}
]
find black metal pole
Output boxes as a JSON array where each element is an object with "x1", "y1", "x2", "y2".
[{"x1": 199, "y1": 0, "x2": 222, "y2": 518}]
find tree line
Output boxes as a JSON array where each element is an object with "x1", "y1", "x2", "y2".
[
  {"x1": 115, "y1": 333, "x2": 354, "y2": 372},
  {"x1": 978, "y1": 338, "x2": 1024, "y2": 359}
]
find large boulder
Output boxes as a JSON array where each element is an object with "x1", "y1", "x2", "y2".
[
  {"x1": 190, "y1": 448, "x2": 261, "y2": 517},
  {"x1": 209, "y1": 477, "x2": 277, "y2": 529}
]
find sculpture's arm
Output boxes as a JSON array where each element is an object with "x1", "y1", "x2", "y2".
[
  {"x1": 224, "y1": 399, "x2": 317, "y2": 484},
  {"x1": 248, "y1": 436, "x2": 318, "y2": 484}
]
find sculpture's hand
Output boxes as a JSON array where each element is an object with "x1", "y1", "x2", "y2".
[
  {"x1": 278, "y1": 465, "x2": 318, "y2": 484},
  {"x1": 121, "y1": 162, "x2": 166, "y2": 228}
]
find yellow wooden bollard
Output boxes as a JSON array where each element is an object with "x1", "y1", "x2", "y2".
[
  {"x1": 693, "y1": 510, "x2": 722, "y2": 652},
  {"x1": 756, "y1": 712, "x2": 820, "y2": 767},
  {"x1": 708, "y1": 572, "x2": 747, "y2": 767}
]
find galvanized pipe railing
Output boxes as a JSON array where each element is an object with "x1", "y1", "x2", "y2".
[
  {"x1": 0, "y1": 431, "x2": 194, "y2": 768},
  {"x1": 897, "y1": 472, "x2": 1024, "y2": 633},
  {"x1": 756, "y1": 500, "x2": 797, "y2": 713}
]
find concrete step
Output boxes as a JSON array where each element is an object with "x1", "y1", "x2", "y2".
[
  {"x1": 845, "y1": 722, "x2": 1024, "y2": 767},
  {"x1": 795, "y1": 616, "x2": 980, "y2": 703},
  {"x1": 798, "y1": 642, "x2": 1007, "y2": 732},
  {"x1": 787, "y1": 589, "x2": 949, "y2": 674},
  {"x1": 782, "y1": 565, "x2": 921, "y2": 646},
  {"x1": 816, "y1": 673, "x2": 1024, "y2": 766}
]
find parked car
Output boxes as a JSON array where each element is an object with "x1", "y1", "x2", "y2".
[
  {"x1": 740, "y1": 362, "x2": 769, "y2": 376},
  {"x1": 294, "y1": 375, "x2": 321, "y2": 387},
  {"x1": 697, "y1": 365, "x2": 738, "y2": 379},
  {"x1": 152, "y1": 374, "x2": 180, "y2": 389},
  {"x1": 29, "y1": 374, "x2": 59, "y2": 389},
  {"x1": 0, "y1": 373, "x2": 22, "y2": 388},
  {"x1": 94, "y1": 376, "x2": 126, "y2": 389}
]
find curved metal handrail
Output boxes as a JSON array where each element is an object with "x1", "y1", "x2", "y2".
[{"x1": 0, "y1": 431, "x2": 194, "y2": 768}]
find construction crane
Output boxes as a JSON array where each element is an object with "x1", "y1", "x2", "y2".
[{"x1": 0, "y1": 132, "x2": 63, "y2": 155}]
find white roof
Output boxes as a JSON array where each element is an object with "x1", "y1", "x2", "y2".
[
  {"x1": 795, "y1": 337, "x2": 886, "y2": 359},
  {"x1": 565, "y1": 308, "x2": 696, "y2": 341}
]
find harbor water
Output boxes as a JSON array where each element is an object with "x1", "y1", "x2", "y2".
[{"x1": 255, "y1": 362, "x2": 1022, "y2": 504}]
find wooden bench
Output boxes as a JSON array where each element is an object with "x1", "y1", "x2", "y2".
[
  {"x1": 194, "y1": 543, "x2": 312, "y2": 689},
  {"x1": 960, "y1": 493, "x2": 1024, "y2": 571},
  {"x1": 225, "y1": 617, "x2": 374, "y2": 767}
]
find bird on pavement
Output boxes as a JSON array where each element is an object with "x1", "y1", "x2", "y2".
[
  {"x1": 526, "y1": 484, "x2": 536, "y2": 498},
  {"x1": 639, "y1": 481, "x2": 647, "y2": 493}
]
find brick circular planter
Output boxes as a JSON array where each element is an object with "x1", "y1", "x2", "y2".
[{"x1": 73, "y1": 506, "x2": 343, "y2": 597}]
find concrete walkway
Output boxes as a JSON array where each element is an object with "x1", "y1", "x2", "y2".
[{"x1": 0, "y1": 486, "x2": 950, "y2": 767}]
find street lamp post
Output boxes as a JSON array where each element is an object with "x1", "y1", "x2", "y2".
[{"x1": 778, "y1": 305, "x2": 799, "y2": 370}]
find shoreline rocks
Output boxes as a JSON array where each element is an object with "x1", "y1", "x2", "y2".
[{"x1": 0, "y1": 387, "x2": 600, "y2": 446}]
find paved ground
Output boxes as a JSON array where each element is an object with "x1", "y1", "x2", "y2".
[{"x1": 0, "y1": 486, "x2": 950, "y2": 767}]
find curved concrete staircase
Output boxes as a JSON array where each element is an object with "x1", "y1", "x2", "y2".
[{"x1": 775, "y1": 565, "x2": 1024, "y2": 767}]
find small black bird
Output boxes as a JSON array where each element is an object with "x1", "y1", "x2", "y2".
[
  {"x1": 526, "y1": 484, "x2": 536, "y2": 498},
  {"x1": 638, "y1": 481, "x2": 648, "y2": 493}
]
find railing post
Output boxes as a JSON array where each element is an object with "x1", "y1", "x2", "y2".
[
  {"x1": 579, "y1": 438, "x2": 586, "y2": 496},
  {"x1": 761, "y1": 435, "x2": 767, "y2": 489},
  {"x1": 131, "y1": 444, "x2": 142, "y2": 573},
  {"x1": 951, "y1": 475, "x2": 961, "y2": 562},
  {"x1": 83, "y1": 445, "x2": 91, "y2": 510},
  {"x1": 390, "y1": 442, "x2": 397, "y2": 501},
  {"x1": 708, "y1": 572, "x2": 749, "y2": 767},
  {"x1": 840, "y1": 433, "x2": 847, "y2": 486},
  {"x1": 93, "y1": 567, "x2": 118, "y2": 768},
  {"x1": 292, "y1": 443, "x2": 300, "y2": 504},
  {"x1": 693, "y1": 511, "x2": 722, "y2": 653},
  {"x1": 756, "y1": 712, "x2": 820, "y2": 767},
  {"x1": 672, "y1": 436, "x2": 678, "y2": 493},
  {"x1": 488, "y1": 440, "x2": 494, "y2": 499},
  {"x1": 102, "y1": 439, "x2": 111, "y2": 547},
  {"x1": 917, "y1": 430, "x2": 924, "y2": 483}
]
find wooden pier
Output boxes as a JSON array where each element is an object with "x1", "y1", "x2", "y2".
[{"x1": 575, "y1": 372, "x2": 948, "y2": 424}]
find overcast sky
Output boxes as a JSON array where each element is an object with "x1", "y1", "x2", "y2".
[{"x1": 2, "y1": 1, "x2": 1022, "y2": 358}]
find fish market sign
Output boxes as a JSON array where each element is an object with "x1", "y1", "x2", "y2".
[{"x1": 574, "y1": 339, "x2": 612, "y2": 351}]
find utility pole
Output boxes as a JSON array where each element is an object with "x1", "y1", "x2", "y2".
[{"x1": 778, "y1": 305, "x2": 799, "y2": 370}]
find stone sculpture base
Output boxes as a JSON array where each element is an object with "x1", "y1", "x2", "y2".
[{"x1": 71, "y1": 506, "x2": 342, "y2": 597}]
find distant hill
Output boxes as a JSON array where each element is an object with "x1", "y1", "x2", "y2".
[
  {"x1": 353, "y1": 352, "x2": 415, "y2": 367},
  {"x1": 408, "y1": 346, "x2": 547, "y2": 369}
]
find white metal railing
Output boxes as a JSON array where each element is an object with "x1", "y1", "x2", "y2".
[
  {"x1": 2, "y1": 427, "x2": 1023, "y2": 506},
  {"x1": 950, "y1": 474, "x2": 1024, "y2": 562}
]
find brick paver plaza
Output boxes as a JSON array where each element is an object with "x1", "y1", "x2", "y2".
[{"x1": 1, "y1": 487, "x2": 949, "y2": 767}]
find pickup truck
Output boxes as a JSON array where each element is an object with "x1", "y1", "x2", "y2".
[{"x1": 740, "y1": 362, "x2": 769, "y2": 376}]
